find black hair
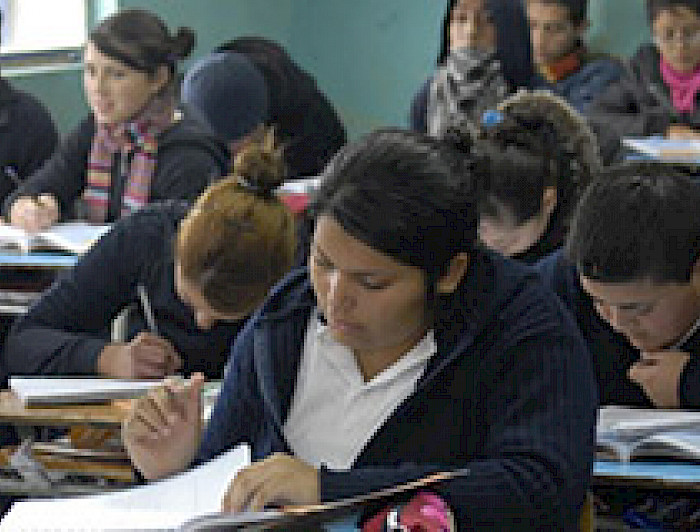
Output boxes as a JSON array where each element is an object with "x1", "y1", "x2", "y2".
[
  {"x1": 475, "y1": 90, "x2": 599, "y2": 225},
  {"x1": 646, "y1": 0, "x2": 700, "y2": 21},
  {"x1": 89, "y1": 9, "x2": 195, "y2": 92},
  {"x1": 526, "y1": 0, "x2": 588, "y2": 25},
  {"x1": 216, "y1": 37, "x2": 347, "y2": 177},
  {"x1": 438, "y1": 0, "x2": 534, "y2": 89},
  {"x1": 311, "y1": 128, "x2": 480, "y2": 286},
  {"x1": 566, "y1": 162, "x2": 700, "y2": 283}
]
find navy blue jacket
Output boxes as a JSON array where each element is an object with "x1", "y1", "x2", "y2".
[
  {"x1": 1, "y1": 202, "x2": 243, "y2": 381},
  {"x1": 0, "y1": 78, "x2": 57, "y2": 204},
  {"x1": 532, "y1": 53, "x2": 623, "y2": 115},
  {"x1": 197, "y1": 250, "x2": 597, "y2": 530}
]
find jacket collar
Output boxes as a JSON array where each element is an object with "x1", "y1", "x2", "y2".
[{"x1": 250, "y1": 251, "x2": 537, "y2": 426}]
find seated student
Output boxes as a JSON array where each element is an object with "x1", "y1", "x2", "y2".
[
  {"x1": 541, "y1": 163, "x2": 700, "y2": 409},
  {"x1": 526, "y1": 0, "x2": 623, "y2": 114},
  {"x1": 468, "y1": 90, "x2": 600, "y2": 263},
  {"x1": 588, "y1": 0, "x2": 700, "y2": 163},
  {"x1": 182, "y1": 37, "x2": 347, "y2": 178},
  {"x1": 123, "y1": 129, "x2": 596, "y2": 530},
  {"x1": 4, "y1": 9, "x2": 228, "y2": 232},
  {"x1": 411, "y1": 0, "x2": 535, "y2": 135},
  {"x1": 1, "y1": 129, "x2": 295, "y2": 382},
  {"x1": 0, "y1": 10, "x2": 58, "y2": 204}
]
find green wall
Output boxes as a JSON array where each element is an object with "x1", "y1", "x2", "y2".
[{"x1": 6, "y1": 0, "x2": 652, "y2": 139}]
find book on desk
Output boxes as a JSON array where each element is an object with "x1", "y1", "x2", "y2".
[
  {"x1": 0, "y1": 221, "x2": 111, "y2": 255},
  {"x1": 597, "y1": 406, "x2": 700, "y2": 463},
  {"x1": 622, "y1": 137, "x2": 700, "y2": 163}
]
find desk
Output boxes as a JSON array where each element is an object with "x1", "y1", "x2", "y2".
[{"x1": 0, "y1": 390, "x2": 133, "y2": 496}]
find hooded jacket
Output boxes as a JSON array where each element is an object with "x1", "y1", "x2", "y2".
[
  {"x1": 588, "y1": 43, "x2": 700, "y2": 163},
  {"x1": 3, "y1": 111, "x2": 229, "y2": 220},
  {"x1": 196, "y1": 250, "x2": 597, "y2": 530},
  {"x1": 0, "y1": 78, "x2": 58, "y2": 203}
]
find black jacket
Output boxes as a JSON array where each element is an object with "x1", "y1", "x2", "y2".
[
  {"x1": 0, "y1": 78, "x2": 58, "y2": 203},
  {"x1": 199, "y1": 251, "x2": 597, "y2": 530},
  {"x1": 588, "y1": 44, "x2": 700, "y2": 163},
  {"x1": 3, "y1": 112, "x2": 229, "y2": 221},
  {"x1": 1, "y1": 202, "x2": 244, "y2": 381}
]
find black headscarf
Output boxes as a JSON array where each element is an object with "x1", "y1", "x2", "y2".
[{"x1": 438, "y1": 0, "x2": 535, "y2": 90}]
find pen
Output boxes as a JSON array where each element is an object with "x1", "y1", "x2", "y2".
[{"x1": 137, "y1": 283, "x2": 159, "y2": 335}]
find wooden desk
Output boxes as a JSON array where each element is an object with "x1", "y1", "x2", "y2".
[{"x1": 0, "y1": 390, "x2": 129, "y2": 428}]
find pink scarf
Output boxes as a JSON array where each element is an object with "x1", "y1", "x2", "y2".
[
  {"x1": 660, "y1": 57, "x2": 700, "y2": 114},
  {"x1": 84, "y1": 98, "x2": 174, "y2": 222}
]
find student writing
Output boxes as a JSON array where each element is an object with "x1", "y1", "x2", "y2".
[
  {"x1": 123, "y1": 129, "x2": 596, "y2": 530},
  {"x1": 1, "y1": 128, "x2": 295, "y2": 381},
  {"x1": 4, "y1": 8, "x2": 228, "y2": 232}
]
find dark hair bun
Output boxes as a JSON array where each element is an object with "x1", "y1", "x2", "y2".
[
  {"x1": 233, "y1": 126, "x2": 286, "y2": 197},
  {"x1": 171, "y1": 27, "x2": 196, "y2": 60}
]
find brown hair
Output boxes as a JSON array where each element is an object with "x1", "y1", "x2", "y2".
[
  {"x1": 176, "y1": 127, "x2": 296, "y2": 315},
  {"x1": 89, "y1": 8, "x2": 195, "y2": 95}
]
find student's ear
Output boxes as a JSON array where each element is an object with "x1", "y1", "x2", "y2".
[
  {"x1": 150, "y1": 65, "x2": 171, "y2": 95},
  {"x1": 435, "y1": 253, "x2": 470, "y2": 294},
  {"x1": 541, "y1": 186, "x2": 558, "y2": 218},
  {"x1": 574, "y1": 20, "x2": 590, "y2": 40}
]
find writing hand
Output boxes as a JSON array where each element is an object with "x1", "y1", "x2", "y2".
[
  {"x1": 9, "y1": 194, "x2": 59, "y2": 232},
  {"x1": 628, "y1": 350, "x2": 690, "y2": 408},
  {"x1": 122, "y1": 373, "x2": 204, "y2": 479},
  {"x1": 98, "y1": 332, "x2": 183, "y2": 379},
  {"x1": 221, "y1": 453, "x2": 319, "y2": 513},
  {"x1": 666, "y1": 124, "x2": 700, "y2": 140}
]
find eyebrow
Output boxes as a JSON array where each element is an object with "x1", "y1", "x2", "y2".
[{"x1": 311, "y1": 243, "x2": 396, "y2": 278}]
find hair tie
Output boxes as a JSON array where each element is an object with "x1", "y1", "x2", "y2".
[
  {"x1": 236, "y1": 176, "x2": 274, "y2": 199},
  {"x1": 481, "y1": 110, "x2": 505, "y2": 128}
]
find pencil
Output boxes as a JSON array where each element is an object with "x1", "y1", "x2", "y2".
[{"x1": 137, "y1": 284, "x2": 159, "y2": 335}]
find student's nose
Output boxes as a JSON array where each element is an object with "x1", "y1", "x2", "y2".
[{"x1": 327, "y1": 271, "x2": 354, "y2": 312}]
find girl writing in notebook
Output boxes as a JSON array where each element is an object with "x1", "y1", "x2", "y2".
[
  {"x1": 123, "y1": 129, "x2": 596, "y2": 530},
  {"x1": 2, "y1": 128, "x2": 295, "y2": 381},
  {"x1": 4, "y1": 9, "x2": 228, "y2": 232}
]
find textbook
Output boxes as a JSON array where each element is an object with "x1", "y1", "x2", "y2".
[
  {"x1": 0, "y1": 221, "x2": 111, "y2": 254},
  {"x1": 597, "y1": 406, "x2": 700, "y2": 462},
  {"x1": 622, "y1": 137, "x2": 700, "y2": 162},
  {"x1": 9, "y1": 376, "x2": 165, "y2": 405}
]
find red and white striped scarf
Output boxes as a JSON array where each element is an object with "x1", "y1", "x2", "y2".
[{"x1": 84, "y1": 99, "x2": 174, "y2": 222}]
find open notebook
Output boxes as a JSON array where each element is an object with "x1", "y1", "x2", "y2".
[
  {"x1": 597, "y1": 406, "x2": 700, "y2": 462},
  {"x1": 622, "y1": 137, "x2": 700, "y2": 163},
  {"x1": 0, "y1": 221, "x2": 111, "y2": 254},
  {"x1": 0, "y1": 444, "x2": 251, "y2": 531}
]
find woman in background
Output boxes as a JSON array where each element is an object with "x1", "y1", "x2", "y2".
[
  {"x1": 2, "y1": 128, "x2": 295, "y2": 382},
  {"x1": 410, "y1": 0, "x2": 535, "y2": 134},
  {"x1": 5, "y1": 9, "x2": 228, "y2": 232}
]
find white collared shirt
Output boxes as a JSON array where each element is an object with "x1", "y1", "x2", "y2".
[{"x1": 283, "y1": 313, "x2": 436, "y2": 470}]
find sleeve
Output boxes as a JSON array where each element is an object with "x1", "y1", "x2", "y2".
[
  {"x1": 194, "y1": 316, "x2": 264, "y2": 464},
  {"x1": 319, "y1": 333, "x2": 597, "y2": 530},
  {"x1": 151, "y1": 143, "x2": 227, "y2": 204},
  {"x1": 12, "y1": 100, "x2": 59, "y2": 180},
  {"x1": 3, "y1": 118, "x2": 94, "y2": 217},
  {"x1": 587, "y1": 65, "x2": 673, "y2": 163},
  {"x1": 1, "y1": 211, "x2": 161, "y2": 376}
]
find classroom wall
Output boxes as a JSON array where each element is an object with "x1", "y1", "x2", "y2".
[{"x1": 6, "y1": 0, "x2": 652, "y2": 139}]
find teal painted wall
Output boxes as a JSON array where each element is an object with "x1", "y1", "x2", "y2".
[{"x1": 6, "y1": 0, "x2": 652, "y2": 139}]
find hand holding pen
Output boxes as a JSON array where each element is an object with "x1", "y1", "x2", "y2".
[
  {"x1": 8, "y1": 193, "x2": 60, "y2": 232},
  {"x1": 97, "y1": 284, "x2": 183, "y2": 378}
]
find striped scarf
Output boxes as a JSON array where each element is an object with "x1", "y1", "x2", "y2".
[{"x1": 84, "y1": 99, "x2": 174, "y2": 222}]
